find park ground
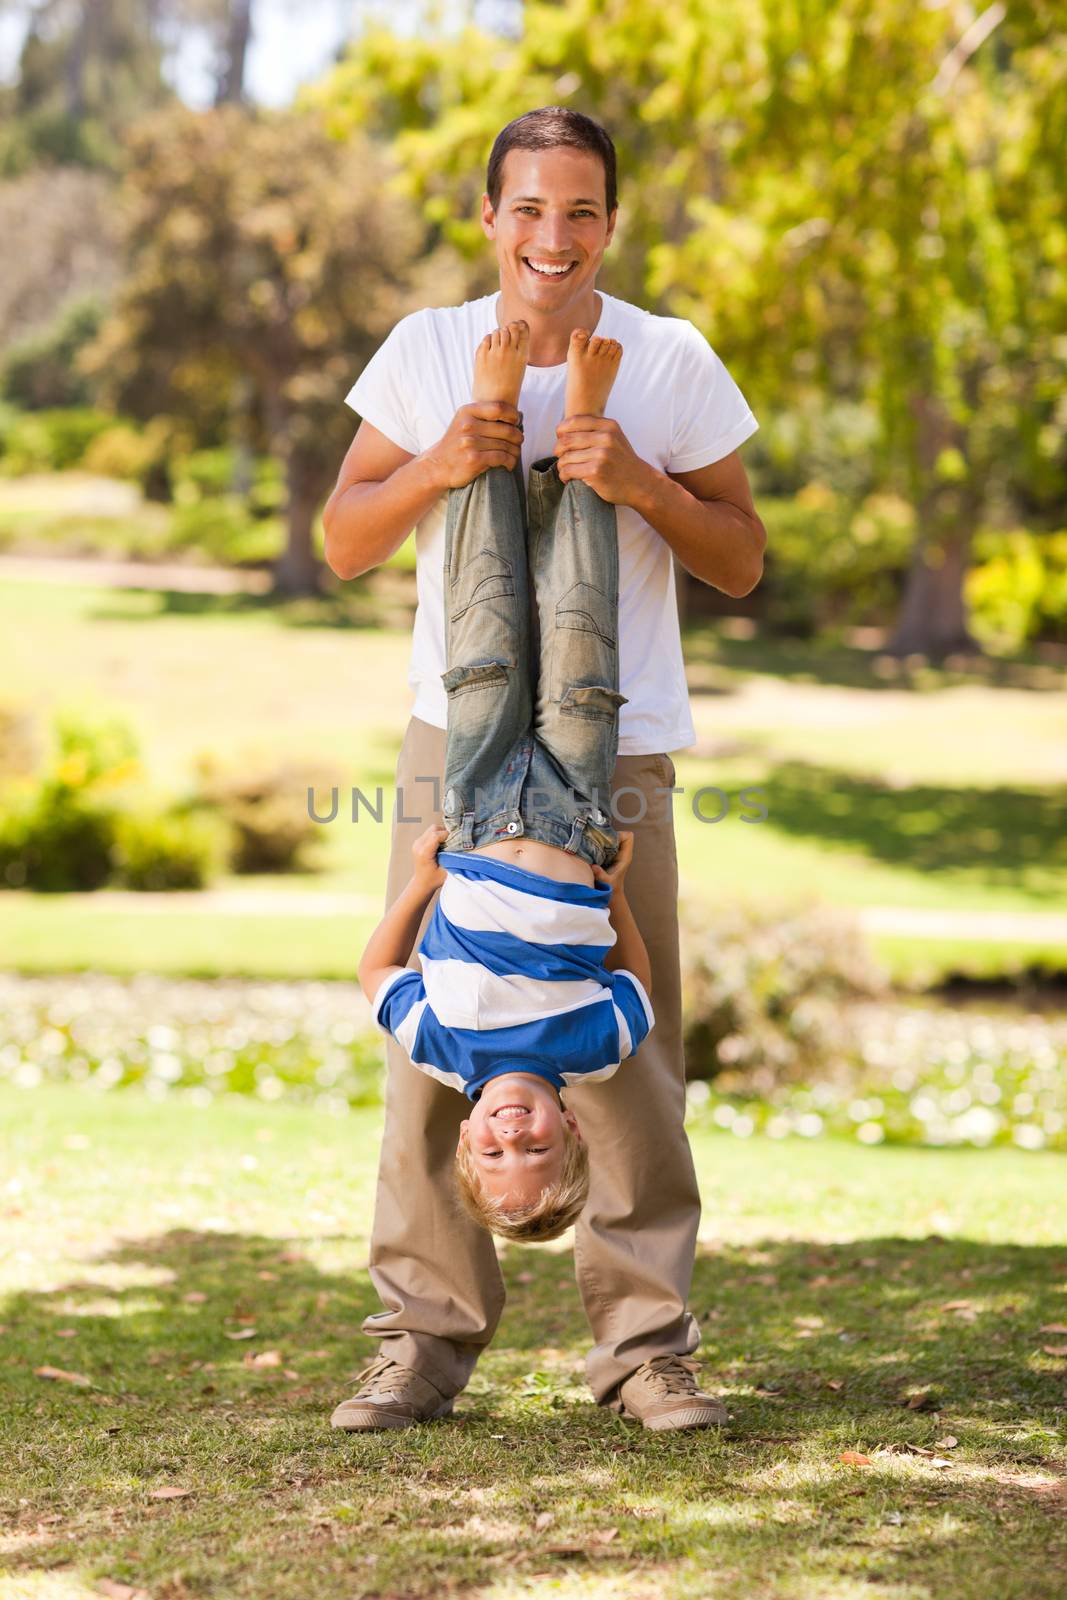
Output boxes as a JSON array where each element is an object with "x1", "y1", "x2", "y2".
[{"x1": 2, "y1": 1083, "x2": 1066, "y2": 1599}]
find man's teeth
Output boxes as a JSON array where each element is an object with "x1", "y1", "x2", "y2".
[{"x1": 525, "y1": 260, "x2": 574, "y2": 276}]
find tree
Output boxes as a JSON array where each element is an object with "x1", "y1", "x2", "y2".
[
  {"x1": 312, "y1": 0, "x2": 1067, "y2": 658},
  {"x1": 85, "y1": 103, "x2": 465, "y2": 593}
]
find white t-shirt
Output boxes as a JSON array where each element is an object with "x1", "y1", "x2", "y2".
[{"x1": 344, "y1": 290, "x2": 759, "y2": 755}]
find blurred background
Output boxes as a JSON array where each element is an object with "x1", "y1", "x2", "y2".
[{"x1": 1, "y1": 0, "x2": 1065, "y2": 1151}]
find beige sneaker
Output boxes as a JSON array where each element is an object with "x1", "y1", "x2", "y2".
[
  {"x1": 330, "y1": 1355, "x2": 454, "y2": 1431},
  {"x1": 616, "y1": 1355, "x2": 728, "y2": 1432}
]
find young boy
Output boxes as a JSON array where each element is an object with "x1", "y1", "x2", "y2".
[{"x1": 359, "y1": 323, "x2": 654, "y2": 1243}]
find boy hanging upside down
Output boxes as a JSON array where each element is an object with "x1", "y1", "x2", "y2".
[{"x1": 358, "y1": 320, "x2": 655, "y2": 1242}]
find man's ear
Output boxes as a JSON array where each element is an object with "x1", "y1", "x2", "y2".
[
  {"x1": 604, "y1": 205, "x2": 618, "y2": 250},
  {"x1": 481, "y1": 193, "x2": 497, "y2": 240}
]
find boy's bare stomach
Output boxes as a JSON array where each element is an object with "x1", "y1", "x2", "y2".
[{"x1": 473, "y1": 838, "x2": 595, "y2": 887}]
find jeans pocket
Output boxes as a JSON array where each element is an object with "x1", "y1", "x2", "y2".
[
  {"x1": 449, "y1": 549, "x2": 515, "y2": 623},
  {"x1": 441, "y1": 659, "x2": 512, "y2": 698},
  {"x1": 559, "y1": 685, "x2": 629, "y2": 722}
]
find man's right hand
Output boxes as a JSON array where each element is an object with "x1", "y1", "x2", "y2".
[{"x1": 424, "y1": 402, "x2": 523, "y2": 490}]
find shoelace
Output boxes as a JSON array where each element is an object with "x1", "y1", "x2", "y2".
[
  {"x1": 350, "y1": 1355, "x2": 406, "y2": 1399},
  {"x1": 633, "y1": 1355, "x2": 704, "y2": 1397}
]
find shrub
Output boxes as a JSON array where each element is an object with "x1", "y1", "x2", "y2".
[
  {"x1": 167, "y1": 496, "x2": 282, "y2": 564},
  {"x1": 0, "y1": 778, "x2": 117, "y2": 891},
  {"x1": 967, "y1": 527, "x2": 1067, "y2": 651},
  {"x1": 680, "y1": 897, "x2": 890, "y2": 1092},
  {"x1": 1, "y1": 296, "x2": 105, "y2": 411},
  {"x1": 758, "y1": 488, "x2": 915, "y2": 636},
  {"x1": 193, "y1": 754, "x2": 342, "y2": 874},
  {"x1": 0, "y1": 406, "x2": 114, "y2": 474},
  {"x1": 80, "y1": 421, "x2": 156, "y2": 483},
  {"x1": 112, "y1": 806, "x2": 232, "y2": 890}
]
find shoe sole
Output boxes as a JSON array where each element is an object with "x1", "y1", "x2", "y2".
[
  {"x1": 331, "y1": 1397, "x2": 454, "y2": 1432},
  {"x1": 622, "y1": 1404, "x2": 727, "y2": 1431}
]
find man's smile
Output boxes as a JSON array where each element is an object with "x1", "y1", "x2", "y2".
[{"x1": 522, "y1": 257, "x2": 579, "y2": 280}]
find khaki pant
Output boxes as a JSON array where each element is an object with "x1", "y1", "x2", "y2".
[{"x1": 361, "y1": 715, "x2": 702, "y2": 1404}]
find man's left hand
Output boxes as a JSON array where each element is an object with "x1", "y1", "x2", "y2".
[{"x1": 555, "y1": 416, "x2": 653, "y2": 506}]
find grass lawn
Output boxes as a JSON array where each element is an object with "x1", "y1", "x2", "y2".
[
  {"x1": 1, "y1": 575, "x2": 1066, "y2": 983},
  {"x1": 2, "y1": 1083, "x2": 1065, "y2": 1599}
]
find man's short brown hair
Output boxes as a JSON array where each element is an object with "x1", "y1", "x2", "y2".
[
  {"x1": 486, "y1": 106, "x2": 618, "y2": 216},
  {"x1": 454, "y1": 1121, "x2": 590, "y2": 1244}
]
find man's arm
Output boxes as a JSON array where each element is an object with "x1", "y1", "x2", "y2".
[
  {"x1": 323, "y1": 403, "x2": 524, "y2": 581},
  {"x1": 555, "y1": 416, "x2": 765, "y2": 598}
]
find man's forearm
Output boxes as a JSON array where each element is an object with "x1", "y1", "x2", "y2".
[
  {"x1": 358, "y1": 876, "x2": 438, "y2": 979},
  {"x1": 628, "y1": 462, "x2": 765, "y2": 598},
  {"x1": 324, "y1": 452, "x2": 445, "y2": 580},
  {"x1": 603, "y1": 890, "x2": 652, "y2": 995}
]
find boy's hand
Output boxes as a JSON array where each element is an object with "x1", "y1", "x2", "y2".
[
  {"x1": 592, "y1": 830, "x2": 634, "y2": 894},
  {"x1": 411, "y1": 823, "x2": 449, "y2": 891}
]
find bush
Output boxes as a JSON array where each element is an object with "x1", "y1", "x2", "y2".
[
  {"x1": 1, "y1": 296, "x2": 105, "y2": 411},
  {"x1": 758, "y1": 488, "x2": 915, "y2": 636},
  {"x1": 680, "y1": 897, "x2": 890, "y2": 1092},
  {"x1": 112, "y1": 806, "x2": 232, "y2": 890},
  {"x1": 0, "y1": 406, "x2": 115, "y2": 474},
  {"x1": 193, "y1": 755, "x2": 342, "y2": 875},
  {"x1": 80, "y1": 421, "x2": 156, "y2": 483},
  {"x1": 167, "y1": 496, "x2": 282, "y2": 564},
  {"x1": 967, "y1": 527, "x2": 1067, "y2": 651}
]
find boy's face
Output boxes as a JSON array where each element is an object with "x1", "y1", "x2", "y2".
[
  {"x1": 481, "y1": 145, "x2": 617, "y2": 317},
  {"x1": 458, "y1": 1072, "x2": 581, "y2": 1209}
]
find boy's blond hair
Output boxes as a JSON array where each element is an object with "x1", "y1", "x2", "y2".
[{"x1": 454, "y1": 1122, "x2": 590, "y2": 1243}]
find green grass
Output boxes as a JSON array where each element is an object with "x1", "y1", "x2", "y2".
[
  {"x1": 1, "y1": 574, "x2": 1066, "y2": 984},
  {"x1": 2, "y1": 1083, "x2": 1066, "y2": 1599}
]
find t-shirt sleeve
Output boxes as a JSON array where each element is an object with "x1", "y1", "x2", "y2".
[
  {"x1": 666, "y1": 321, "x2": 759, "y2": 473},
  {"x1": 611, "y1": 969, "x2": 656, "y2": 1060},
  {"x1": 371, "y1": 967, "x2": 426, "y2": 1043},
  {"x1": 344, "y1": 310, "x2": 425, "y2": 456}
]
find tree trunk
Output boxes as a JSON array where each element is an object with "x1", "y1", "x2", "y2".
[
  {"x1": 65, "y1": 0, "x2": 103, "y2": 118},
  {"x1": 886, "y1": 522, "x2": 982, "y2": 660},
  {"x1": 214, "y1": 0, "x2": 253, "y2": 107},
  {"x1": 273, "y1": 450, "x2": 324, "y2": 596}
]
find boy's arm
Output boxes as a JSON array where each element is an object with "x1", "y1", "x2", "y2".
[
  {"x1": 602, "y1": 887, "x2": 652, "y2": 996},
  {"x1": 357, "y1": 824, "x2": 448, "y2": 1004},
  {"x1": 592, "y1": 833, "x2": 652, "y2": 997}
]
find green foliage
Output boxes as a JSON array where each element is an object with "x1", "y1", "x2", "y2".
[
  {"x1": 1, "y1": 296, "x2": 106, "y2": 410},
  {"x1": 0, "y1": 406, "x2": 115, "y2": 474},
  {"x1": 759, "y1": 487, "x2": 914, "y2": 635},
  {"x1": 111, "y1": 805, "x2": 232, "y2": 891},
  {"x1": 192, "y1": 754, "x2": 342, "y2": 875},
  {"x1": 680, "y1": 898, "x2": 889, "y2": 1090},
  {"x1": 168, "y1": 496, "x2": 282, "y2": 565},
  {"x1": 0, "y1": 780, "x2": 117, "y2": 891},
  {"x1": 967, "y1": 527, "x2": 1067, "y2": 650}
]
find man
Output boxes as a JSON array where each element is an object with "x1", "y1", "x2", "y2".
[{"x1": 323, "y1": 106, "x2": 765, "y2": 1433}]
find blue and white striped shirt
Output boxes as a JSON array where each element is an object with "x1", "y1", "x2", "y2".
[{"x1": 371, "y1": 851, "x2": 655, "y2": 1102}]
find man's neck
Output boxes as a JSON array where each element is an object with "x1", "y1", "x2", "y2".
[{"x1": 495, "y1": 285, "x2": 604, "y2": 368}]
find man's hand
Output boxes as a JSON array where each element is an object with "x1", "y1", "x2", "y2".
[
  {"x1": 555, "y1": 416, "x2": 654, "y2": 505},
  {"x1": 424, "y1": 403, "x2": 523, "y2": 491},
  {"x1": 411, "y1": 823, "x2": 449, "y2": 892},
  {"x1": 592, "y1": 830, "x2": 634, "y2": 895}
]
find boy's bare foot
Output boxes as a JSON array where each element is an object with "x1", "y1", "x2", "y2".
[
  {"x1": 472, "y1": 320, "x2": 529, "y2": 408},
  {"x1": 563, "y1": 328, "x2": 623, "y2": 419}
]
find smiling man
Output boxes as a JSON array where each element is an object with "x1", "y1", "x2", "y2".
[{"x1": 323, "y1": 106, "x2": 765, "y2": 1433}]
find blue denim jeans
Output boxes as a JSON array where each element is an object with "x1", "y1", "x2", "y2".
[{"x1": 441, "y1": 457, "x2": 628, "y2": 870}]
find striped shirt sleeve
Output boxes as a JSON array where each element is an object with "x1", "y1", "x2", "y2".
[
  {"x1": 371, "y1": 968, "x2": 426, "y2": 1040},
  {"x1": 611, "y1": 970, "x2": 656, "y2": 1059}
]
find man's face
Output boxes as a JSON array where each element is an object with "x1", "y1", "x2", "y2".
[
  {"x1": 458, "y1": 1071, "x2": 581, "y2": 1209},
  {"x1": 482, "y1": 145, "x2": 617, "y2": 316}
]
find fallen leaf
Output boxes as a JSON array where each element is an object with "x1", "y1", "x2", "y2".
[
  {"x1": 1042, "y1": 1345, "x2": 1067, "y2": 1357},
  {"x1": 901, "y1": 1390, "x2": 939, "y2": 1412},
  {"x1": 1039, "y1": 1322, "x2": 1067, "y2": 1334},
  {"x1": 794, "y1": 1316, "x2": 824, "y2": 1329},
  {"x1": 901, "y1": 1444, "x2": 935, "y2": 1457},
  {"x1": 283, "y1": 1368, "x2": 300, "y2": 1380},
  {"x1": 35, "y1": 1365, "x2": 91, "y2": 1387},
  {"x1": 223, "y1": 1328, "x2": 257, "y2": 1341},
  {"x1": 826, "y1": 1379, "x2": 844, "y2": 1391},
  {"x1": 838, "y1": 1451, "x2": 872, "y2": 1466},
  {"x1": 183, "y1": 1292, "x2": 207, "y2": 1304},
  {"x1": 257, "y1": 1271, "x2": 278, "y2": 1281},
  {"x1": 940, "y1": 1299, "x2": 973, "y2": 1312},
  {"x1": 592, "y1": 1528, "x2": 619, "y2": 1544},
  {"x1": 243, "y1": 1349, "x2": 282, "y2": 1368},
  {"x1": 534, "y1": 1511, "x2": 554, "y2": 1530},
  {"x1": 148, "y1": 1486, "x2": 191, "y2": 1500},
  {"x1": 55, "y1": 1328, "x2": 78, "y2": 1338},
  {"x1": 934, "y1": 1435, "x2": 959, "y2": 1449},
  {"x1": 931, "y1": 1457, "x2": 954, "y2": 1470}
]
